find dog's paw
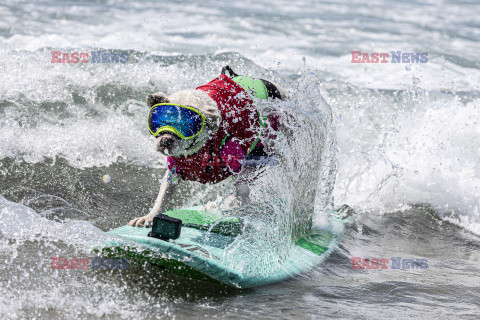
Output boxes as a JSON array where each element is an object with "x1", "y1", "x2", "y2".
[
  {"x1": 146, "y1": 92, "x2": 169, "y2": 108},
  {"x1": 128, "y1": 215, "x2": 152, "y2": 227}
]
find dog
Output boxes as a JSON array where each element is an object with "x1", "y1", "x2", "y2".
[{"x1": 128, "y1": 66, "x2": 287, "y2": 227}]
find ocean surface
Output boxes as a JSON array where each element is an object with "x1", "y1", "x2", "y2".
[{"x1": 1, "y1": 0, "x2": 479, "y2": 319}]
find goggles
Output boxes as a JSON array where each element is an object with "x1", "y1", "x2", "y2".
[{"x1": 148, "y1": 103, "x2": 206, "y2": 139}]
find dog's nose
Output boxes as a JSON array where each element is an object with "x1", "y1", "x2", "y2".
[{"x1": 160, "y1": 136, "x2": 173, "y2": 148}]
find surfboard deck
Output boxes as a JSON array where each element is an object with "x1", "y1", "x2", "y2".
[{"x1": 97, "y1": 207, "x2": 343, "y2": 288}]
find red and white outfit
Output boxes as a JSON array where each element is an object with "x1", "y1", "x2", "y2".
[{"x1": 166, "y1": 74, "x2": 277, "y2": 184}]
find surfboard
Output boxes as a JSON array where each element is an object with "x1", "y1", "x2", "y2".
[{"x1": 97, "y1": 207, "x2": 344, "y2": 288}]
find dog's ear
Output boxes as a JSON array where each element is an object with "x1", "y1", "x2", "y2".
[
  {"x1": 146, "y1": 92, "x2": 169, "y2": 108},
  {"x1": 221, "y1": 66, "x2": 239, "y2": 78}
]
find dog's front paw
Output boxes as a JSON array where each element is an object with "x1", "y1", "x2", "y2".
[
  {"x1": 146, "y1": 92, "x2": 169, "y2": 108},
  {"x1": 128, "y1": 215, "x2": 153, "y2": 227}
]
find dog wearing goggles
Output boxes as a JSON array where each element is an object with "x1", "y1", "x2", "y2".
[{"x1": 129, "y1": 66, "x2": 287, "y2": 227}]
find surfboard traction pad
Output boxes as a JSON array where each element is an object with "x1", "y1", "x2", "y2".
[{"x1": 97, "y1": 207, "x2": 341, "y2": 288}]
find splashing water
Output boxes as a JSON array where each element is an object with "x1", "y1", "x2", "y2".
[{"x1": 219, "y1": 71, "x2": 337, "y2": 276}]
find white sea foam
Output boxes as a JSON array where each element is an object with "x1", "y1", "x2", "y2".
[
  {"x1": 1, "y1": 0, "x2": 479, "y2": 256},
  {"x1": 331, "y1": 85, "x2": 480, "y2": 235},
  {"x1": 1, "y1": 0, "x2": 479, "y2": 317}
]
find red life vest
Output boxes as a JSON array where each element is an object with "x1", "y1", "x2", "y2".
[{"x1": 170, "y1": 74, "x2": 261, "y2": 184}]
